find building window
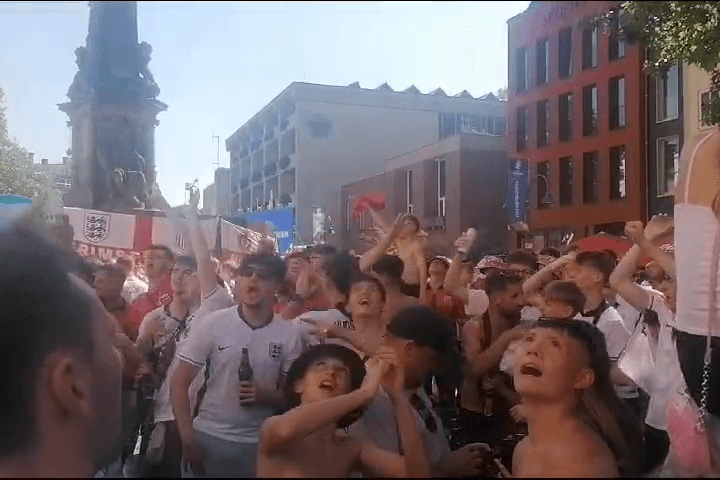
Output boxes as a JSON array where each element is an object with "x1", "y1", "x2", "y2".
[
  {"x1": 516, "y1": 107, "x2": 528, "y2": 152},
  {"x1": 657, "y1": 136, "x2": 680, "y2": 197},
  {"x1": 582, "y1": 25, "x2": 598, "y2": 70},
  {"x1": 559, "y1": 93, "x2": 572, "y2": 142},
  {"x1": 558, "y1": 27, "x2": 573, "y2": 79},
  {"x1": 537, "y1": 100, "x2": 549, "y2": 147},
  {"x1": 56, "y1": 177, "x2": 71, "y2": 188},
  {"x1": 537, "y1": 38, "x2": 549, "y2": 86},
  {"x1": 583, "y1": 151, "x2": 598, "y2": 204},
  {"x1": 346, "y1": 198, "x2": 351, "y2": 232},
  {"x1": 700, "y1": 89, "x2": 720, "y2": 127},
  {"x1": 610, "y1": 145, "x2": 627, "y2": 200},
  {"x1": 559, "y1": 157, "x2": 573, "y2": 206},
  {"x1": 494, "y1": 116, "x2": 507, "y2": 135},
  {"x1": 406, "y1": 170, "x2": 413, "y2": 214},
  {"x1": 609, "y1": 76, "x2": 626, "y2": 129},
  {"x1": 358, "y1": 211, "x2": 365, "y2": 231},
  {"x1": 516, "y1": 47, "x2": 528, "y2": 93},
  {"x1": 537, "y1": 161, "x2": 550, "y2": 209},
  {"x1": 609, "y1": 10, "x2": 626, "y2": 61},
  {"x1": 582, "y1": 84, "x2": 598, "y2": 136},
  {"x1": 437, "y1": 159, "x2": 446, "y2": 217},
  {"x1": 440, "y1": 113, "x2": 457, "y2": 139},
  {"x1": 657, "y1": 63, "x2": 679, "y2": 122}
]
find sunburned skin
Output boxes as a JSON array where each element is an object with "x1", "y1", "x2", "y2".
[{"x1": 511, "y1": 327, "x2": 618, "y2": 478}]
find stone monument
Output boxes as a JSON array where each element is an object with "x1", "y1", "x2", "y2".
[{"x1": 59, "y1": 1, "x2": 167, "y2": 212}]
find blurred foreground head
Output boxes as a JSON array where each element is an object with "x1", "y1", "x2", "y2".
[{"x1": 0, "y1": 225, "x2": 123, "y2": 476}]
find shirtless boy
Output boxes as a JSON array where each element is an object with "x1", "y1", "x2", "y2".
[
  {"x1": 256, "y1": 344, "x2": 430, "y2": 478},
  {"x1": 512, "y1": 319, "x2": 633, "y2": 478}
]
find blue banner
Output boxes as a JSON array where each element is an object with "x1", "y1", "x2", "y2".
[
  {"x1": 224, "y1": 207, "x2": 295, "y2": 253},
  {"x1": 507, "y1": 159, "x2": 529, "y2": 224}
]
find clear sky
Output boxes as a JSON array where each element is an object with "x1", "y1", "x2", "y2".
[{"x1": 0, "y1": 1, "x2": 529, "y2": 207}]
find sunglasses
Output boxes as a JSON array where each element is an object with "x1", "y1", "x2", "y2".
[
  {"x1": 409, "y1": 393, "x2": 438, "y2": 433},
  {"x1": 236, "y1": 265, "x2": 273, "y2": 280}
]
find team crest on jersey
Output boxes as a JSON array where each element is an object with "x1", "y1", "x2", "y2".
[
  {"x1": 268, "y1": 343, "x2": 283, "y2": 361},
  {"x1": 83, "y1": 212, "x2": 110, "y2": 243}
]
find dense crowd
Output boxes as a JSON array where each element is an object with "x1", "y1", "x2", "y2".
[{"x1": 1, "y1": 127, "x2": 720, "y2": 478}]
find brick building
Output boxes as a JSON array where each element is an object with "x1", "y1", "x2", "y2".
[
  {"x1": 507, "y1": 1, "x2": 647, "y2": 248},
  {"x1": 341, "y1": 134, "x2": 508, "y2": 256}
]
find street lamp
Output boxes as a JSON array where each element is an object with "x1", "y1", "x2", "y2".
[{"x1": 537, "y1": 174, "x2": 553, "y2": 206}]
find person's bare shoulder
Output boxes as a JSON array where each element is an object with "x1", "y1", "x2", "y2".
[{"x1": 551, "y1": 430, "x2": 617, "y2": 478}]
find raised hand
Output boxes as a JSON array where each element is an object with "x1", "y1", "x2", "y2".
[
  {"x1": 360, "y1": 357, "x2": 386, "y2": 396},
  {"x1": 388, "y1": 213, "x2": 407, "y2": 240},
  {"x1": 375, "y1": 346, "x2": 405, "y2": 397},
  {"x1": 624, "y1": 221, "x2": 645, "y2": 245},
  {"x1": 454, "y1": 228, "x2": 477, "y2": 255},
  {"x1": 299, "y1": 317, "x2": 340, "y2": 344}
]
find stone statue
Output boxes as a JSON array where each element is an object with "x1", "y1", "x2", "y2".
[
  {"x1": 137, "y1": 42, "x2": 160, "y2": 99},
  {"x1": 67, "y1": 47, "x2": 93, "y2": 100}
]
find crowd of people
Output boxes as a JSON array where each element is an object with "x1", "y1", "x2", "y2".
[{"x1": 1, "y1": 128, "x2": 720, "y2": 478}]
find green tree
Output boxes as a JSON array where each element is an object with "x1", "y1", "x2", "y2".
[
  {"x1": 597, "y1": 1, "x2": 720, "y2": 124},
  {"x1": 0, "y1": 86, "x2": 46, "y2": 198}
]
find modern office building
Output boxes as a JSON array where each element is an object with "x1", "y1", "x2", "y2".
[{"x1": 225, "y1": 81, "x2": 507, "y2": 245}]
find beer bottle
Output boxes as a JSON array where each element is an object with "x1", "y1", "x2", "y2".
[{"x1": 238, "y1": 347, "x2": 253, "y2": 382}]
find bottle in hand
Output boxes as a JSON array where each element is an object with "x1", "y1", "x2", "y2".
[{"x1": 238, "y1": 347, "x2": 253, "y2": 382}]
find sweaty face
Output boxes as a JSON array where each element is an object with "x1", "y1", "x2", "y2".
[
  {"x1": 94, "y1": 271, "x2": 124, "y2": 301},
  {"x1": 347, "y1": 280, "x2": 384, "y2": 319},
  {"x1": 513, "y1": 327, "x2": 592, "y2": 401},
  {"x1": 171, "y1": 264, "x2": 200, "y2": 301},
  {"x1": 495, "y1": 283, "x2": 525, "y2": 319},
  {"x1": 296, "y1": 357, "x2": 353, "y2": 403},
  {"x1": 234, "y1": 264, "x2": 279, "y2": 308},
  {"x1": 143, "y1": 250, "x2": 172, "y2": 280}
]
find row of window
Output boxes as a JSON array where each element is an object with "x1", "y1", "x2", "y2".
[
  {"x1": 516, "y1": 76, "x2": 626, "y2": 151},
  {"x1": 536, "y1": 146, "x2": 627, "y2": 209},
  {"x1": 516, "y1": 16, "x2": 626, "y2": 93},
  {"x1": 536, "y1": 136, "x2": 680, "y2": 209},
  {"x1": 406, "y1": 159, "x2": 446, "y2": 217},
  {"x1": 439, "y1": 113, "x2": 507, "y2": 139}
]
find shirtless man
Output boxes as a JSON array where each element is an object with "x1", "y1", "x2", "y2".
[
  {"x1": 512, "y1": 320, "x2": 627, "y2": 478},
  {"x1": 363, "y1": 208, "x2": 427, "y2": 300},
  {"x1": 256, "y1": 344, "x2": 430, "y2": 478},
  {"x1": 370, "y1": 254, "x2": 420, "y2": 324}
]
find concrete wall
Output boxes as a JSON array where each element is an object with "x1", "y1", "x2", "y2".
[{"x1": 296, "y1": 100, "x2": 439, "y2": 243}]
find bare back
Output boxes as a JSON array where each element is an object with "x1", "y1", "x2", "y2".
[
  {"x1": 257, "y1": 431, "x2": 364, "y2": 478},
  {"x1": 674, "y1": 127, "x2": 720, "y2": 210},
  {"x1": 512, "y1": 421, "x2": 617, "y2": 478}
]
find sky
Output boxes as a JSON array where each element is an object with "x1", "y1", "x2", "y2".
[{"x1": 0, "y1": 1, "x2": 529, "y2": 207}]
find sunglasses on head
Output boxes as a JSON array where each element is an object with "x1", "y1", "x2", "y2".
[{"x1": 236, "y1": 265, "x2": 273, "y2": 280}]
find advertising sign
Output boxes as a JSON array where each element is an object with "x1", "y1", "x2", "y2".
[
  {"x1": 507, "y1": 159, "x2": 529, "y2": 227},
  {"x1": 224, "y1": 206, "x2": 295, "y2": 253}
]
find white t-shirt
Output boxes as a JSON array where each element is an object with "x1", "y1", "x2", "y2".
[
  {"x1": 138, "y1": 287, "x2": 235, "y2": 423},
  {"x1": 615, "y1": 284, "x2": 663, "y2": 333},
  {"x1": 645, "y1": 294, "x2": 684, "y2": 430},
  {"x1": 349, "y1": 386, "x2": 450, "y2": 469},
  {"x1": 575, "y1": 304, "x2": 630, "y2": 361},
  {"x1": 466, "y1": 289, "x2": 489, "y2": 317},
  {"x1": 177, "y1": 306, "x2": 304, "y2": 443},
  {"x1": 294, "y1": 308, "x2": 357, "y2": 353}
]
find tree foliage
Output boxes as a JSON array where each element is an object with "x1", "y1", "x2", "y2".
[
  {"x1": 597, "y1": 1, "x2": 720, "y2": 124},
  {"x1": 0, "y1": 86, "x2": 46, "y2": 198}
]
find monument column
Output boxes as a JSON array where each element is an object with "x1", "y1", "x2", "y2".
[{"x1": 59, "y1": 1, "x2": 167, "y2": 213}]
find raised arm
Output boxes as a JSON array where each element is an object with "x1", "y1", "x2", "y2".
[
  {"x1": 639, "y1": 216, "x2": 676, "y2": 279},
  {"x1": 258, "y1": 358, "x2": 384, "y2": 455},
  {"x1": 360, "y1": 348, "x2": 431, "y2": 478},
  {"x1": 416, "y1": 247, "x2": 428, "y2": 304},
  {"x1": 463, "y1": 320, "x2": 527, "y2": 378},
  {"x1": 609, "y1": 224, "x2": 651, "y2": 312},
  {"x1": 186, "y1": 208, "x2": 222, "y2": 299},
  {"x1": 523, "y1": 253, "x2": 575, "y2": 300},
  {"x1": 359, "y1": 213, "x2": 404, "y2": 273},
  {"x1": 444, "y1": 231, "x2": 476, "y2": 304},
  {"x1": 368, "y1": 205, "x2": 393, "y2": 233}
]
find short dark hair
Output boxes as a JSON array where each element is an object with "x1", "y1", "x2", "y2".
[
  {"x1": 544, "y1": 280, "x2": 586, "y2": 318},
  {"x1": 506, "y1": 249, "x2": 538, "y2": 272},
  {"x1": 97, "y1": 263, "x2": 127, "y2": 283},
  {"x1": 575, "y1": 251, "x2": 616, "y2": 284},
  {"x1": 404, "y1": 215, "x2": 420, "y2": 232},
  {"x1": 320, "y1": 252, "x2": 360, "y2": 298},
  {"x1": 371, "y1": 255, "x2": 404, "y2": 283},
  {"x1": 145, "y1": 244, "x2": 174, "y2": 262},
  {"x1": 602, "y1": 249, "x2": 619, "y2": 266},
  {"x1": 538, "y1": 247, "x2": 561, "y2": 259},
  {"x1": 310, "y1": 244, "x2": 337, "y2": 257},
  {"x1": 350, "y1": 272, "x2": 386, "y2": 302},
  {"x1": 174, "y1": 255, "x2": 198, "y2": 272},
  {"x1": 0, "y1": 226, "x2": 95, "y2": 456},
  {"x1": 240, "y1": 254, "x2": 287, "y2": 283},
  {"x1": 284, "y1": 344, "x2": 366, "y2": 428},
  {"x1": 484, "y1": 271, "x2": 524, "y2": 298}
]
